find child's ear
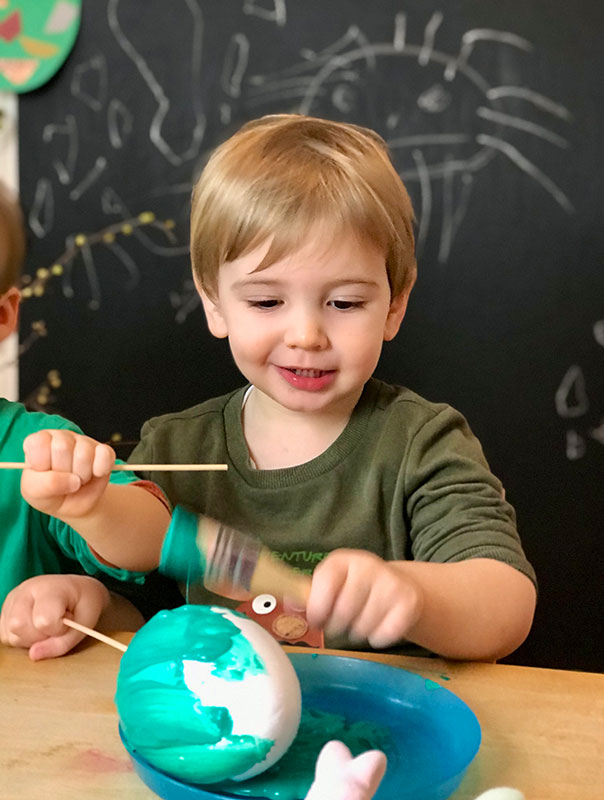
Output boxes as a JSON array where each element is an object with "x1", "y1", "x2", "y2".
[
  {"x1": 383, "y1": 289, "x2": 410, "y2": 342},
  {"x1": 197, "y1": 286, "x2": 228, "y2": 339},
  {"x1": 0, "y1": 287, "x2": 20, "y2": 342}
]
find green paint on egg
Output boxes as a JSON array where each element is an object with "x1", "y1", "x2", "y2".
[
  {"x1": 216, "y1": 708, "x2": 392, "y2": 799},
  {"x1": 116, "y1": 605, "x2": 298, "y2": 784}
]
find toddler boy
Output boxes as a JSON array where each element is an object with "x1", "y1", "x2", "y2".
[{"x1": 131, "y1": 115, "x2": 537, "y2": 660}]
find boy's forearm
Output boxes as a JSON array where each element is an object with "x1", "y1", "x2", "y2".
[
  {"x1": 60, "y1": 484, "x2": 171, "y2": 571},
  {"x1": 392, "y1": 558, "x2": 536, "y2": 661}
]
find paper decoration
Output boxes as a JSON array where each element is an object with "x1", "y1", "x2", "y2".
[{"x1": 0, "y1": 1, "x2": 81, "y2": 92}]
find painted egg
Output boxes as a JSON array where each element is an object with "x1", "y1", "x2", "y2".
[{"x1": 115, "y1": 604, "x2": 302, "y2": 784}]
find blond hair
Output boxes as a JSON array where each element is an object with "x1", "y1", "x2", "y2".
[
  {"x1": 0, "y1": 181, "x2": 25, "y2": 294},
  {"x1": 191, "y1": 114, "x2": 416, "y2": 299}
]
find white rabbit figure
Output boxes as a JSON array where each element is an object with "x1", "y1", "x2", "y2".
[
  {"x1": 305, "y1": 741, "x2": 387, "y2": 800},
  {"x1": 304, "y1": 741, "x2": 525, "y2": 800}
]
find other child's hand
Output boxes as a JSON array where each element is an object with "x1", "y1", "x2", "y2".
[
  {"x1": 0, "y1": 574, "x2": 110, "y2": 660},
  {"x1": 21, "y1": 429, "x2": 115, "y2": 519}
]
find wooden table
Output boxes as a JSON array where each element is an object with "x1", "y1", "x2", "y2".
[{"x1": 1, "y1": 636, "x2": 602, "y2": 800}]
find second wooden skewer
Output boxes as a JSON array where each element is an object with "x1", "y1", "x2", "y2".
[
  {"x1": 0, "y1": 463, "x2": 228, "y2": 471},
  {"x1": 63, "y1": 617, "x2": 128, "y2": 652}
]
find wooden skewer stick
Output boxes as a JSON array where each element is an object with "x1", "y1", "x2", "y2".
[
  {"x1": 0, "y1": 462, "x2": 228, "y2": 471},
  {"x1": 63, "y1": 618, "x2": 128, "y2": 652}
]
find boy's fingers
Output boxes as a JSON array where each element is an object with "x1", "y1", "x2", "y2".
[
  {"x1": 92, "y1": 443, "x2": 116, "y2": 478},
  {"x1": 49, "y1": 429, "x2": 77, "y2": 472},
  {"x1": 306, "y1": 558, "x2": 348, "y2": 629},
  {"x1": 72, "y1": 436, "x2": 97, "y2": 483},
  {"x1": 21, "y1": 469, "x2": 81, "y2": 501},
  {"x1": 31, "y1": 594, "x2": 72, "y2": 637},
  {"x1": 1, "y1": 598, "x2": 37, "y2": 647},
  {"x1": 22, "y1": 430, "x2": 53, "y2": 470},
  {"x1": 28, "y1": 629, "x2": 85, "y2": 661}
]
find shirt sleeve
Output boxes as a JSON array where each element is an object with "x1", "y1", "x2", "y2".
[
  {"x1": 403, "y1": 406, "x2": 537, "y2": 588},
  {"x1": 46, "y1": 460, "x2": 153, "y2": 584}
]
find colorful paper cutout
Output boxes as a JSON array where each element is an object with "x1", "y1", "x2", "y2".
[
  {"x1": 0, "y1": 9, "x2": 20, "y2": 41},
  {"x1": 0, "y1": 1, "x2": 81, "y2": 93},
  {"x1": 19, "y1": 35, "x2": 59, "y2": 59},
  {"x1": 0, "y1": 56, "x2": 37, "y2": 86},
  {"x1": 236, "y1": 594, "x2": 324, "y2": 647}
]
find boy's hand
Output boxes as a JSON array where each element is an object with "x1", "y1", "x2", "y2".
[
  {"x1": 305, "y1": 740, "x2": 387, "y2": 800},
  {"x1": 20, "y1": 430, "x2": 115, "y2": 519},
  {"x1": 0, "y1": 574, "x2": 110, "y2": 660},
  {"x1": 306, "y1": 549, "x2": 424, "y2": 649}
]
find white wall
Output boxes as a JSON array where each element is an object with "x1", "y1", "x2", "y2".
[{"x1": 0, "y1": 90, "x2": 19, "y2": 401}]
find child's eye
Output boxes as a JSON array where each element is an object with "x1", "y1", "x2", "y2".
[
  {"x1": 248, "y1": 299, "x2": 281, "y2": 309},
  {"x1": 329, "y1": 300, "x2": 365, "y2": 310}
]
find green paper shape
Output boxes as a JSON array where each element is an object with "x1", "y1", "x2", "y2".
[{"x1": 0, "y1": 1, "x2": 81, "y2": 93}]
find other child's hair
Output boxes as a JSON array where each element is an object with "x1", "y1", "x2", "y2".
[{"x1": 0, "y1": 181, "x2": 25, "y2": 293}]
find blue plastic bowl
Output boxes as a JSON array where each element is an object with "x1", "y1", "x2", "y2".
[{"x1": 120, "y1": 653, "x2": 481, "y2": 800}]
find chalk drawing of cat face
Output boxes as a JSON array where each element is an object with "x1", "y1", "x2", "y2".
[{"x1": 240, "y1": 14, "x2": 574, "y2": 262}]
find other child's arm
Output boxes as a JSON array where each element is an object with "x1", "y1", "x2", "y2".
[{"x1": 20, "y1": 430, "x2": 170, "y2": 570}]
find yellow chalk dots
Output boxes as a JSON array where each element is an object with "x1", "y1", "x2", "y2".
[
  {"x1": 51, "y1": 264, "x2": 63, "y2": 275},
  {"x1": 121, "y1": 223, "x2": 133, "y2": 235},
  {"x1": 138, "y1": 211, "x2": 155, "y2": 224},
  {"x1": 47, "y1": 370, "x2": 61, "y2": 389},
  {"x1": 36, "y1": 267, "x2": 49, "y2": 279},
  {"x1": 110, "y1": 432, "x2": 123, "y2": 443},
  {"x1": 33, "y1": 285, "x2": 44, "y2": 297},
  {"x1": 21, "y1": 287, "x2": 33, "y2": 298},
  {"x1": 74, "y1": 234, "x2": 87, "y2": 246},
  {"x1": 103, "y1": 232, "x2": 116, "y2": 243},
  {"x1": 36, "y1": 385, "x2": 50, "y2": 405},
  {"x1": 164, "y1": 219, "x2": 175, "y2": 229},
  {"x1": 32, "y1": 321, "x2": 47, "y2": 337}
]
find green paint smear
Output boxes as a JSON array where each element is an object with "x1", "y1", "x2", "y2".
[
  {"x1": 116, "y1": 605, "x2": 274, "y2": 783},
  {"x1": 215, "y1": 708, "x2": 392, "y2": 800}
]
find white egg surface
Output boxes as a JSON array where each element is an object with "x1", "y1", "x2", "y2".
[{"x1": 115, "y1": 604, "x2": 301, "y2": 784}]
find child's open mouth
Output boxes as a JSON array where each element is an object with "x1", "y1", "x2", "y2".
[{"x1": 276, "y1": 366, "x2": 336, "y2": 391}]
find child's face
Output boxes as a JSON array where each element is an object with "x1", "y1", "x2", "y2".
[{"x1": 200, "y1": 226, "x2": 409, "y2": 417}]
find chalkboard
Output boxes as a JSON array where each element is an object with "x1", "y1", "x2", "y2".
[{"x1": 17, "y1": 0, "x2": 604, "y2": 672}]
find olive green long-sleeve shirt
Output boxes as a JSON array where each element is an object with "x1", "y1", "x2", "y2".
[{"x1": 131, "y1": 378, "x2": 535, "y2": 625}]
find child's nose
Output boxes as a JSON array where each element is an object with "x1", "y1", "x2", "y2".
[{"x1": 284, "y1": 310, "x2": 328, "y2": 350}]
